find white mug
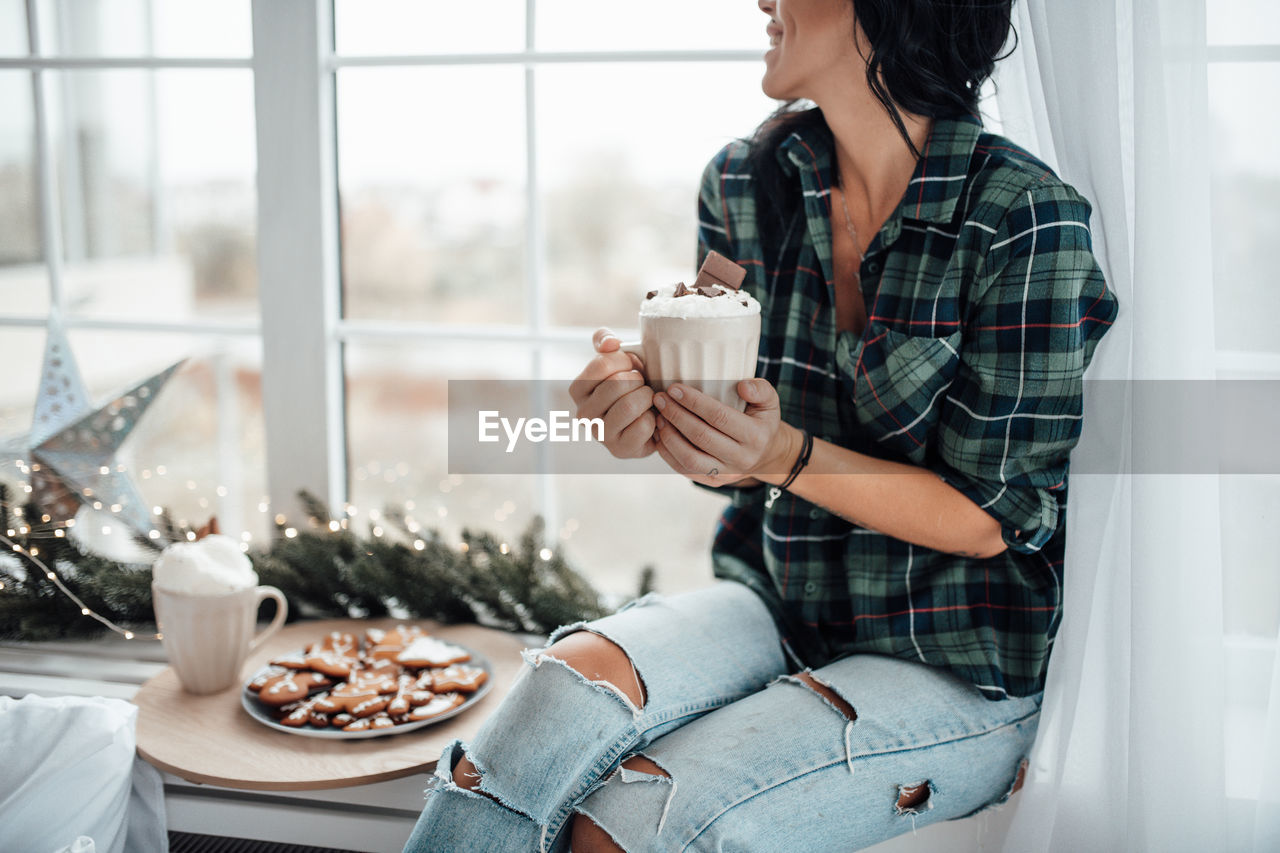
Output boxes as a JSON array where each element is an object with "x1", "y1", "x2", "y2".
[
  {"x1": 621, "y1": 313, "x2": 761, "y2": 412},
  {"x1": 152, "y1": 583, "x2": 288, "y2": 694}
]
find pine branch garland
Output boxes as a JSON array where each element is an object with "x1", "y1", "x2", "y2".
[{"x1": 0, "y1": 486, "x2": 623, "y2": 641}]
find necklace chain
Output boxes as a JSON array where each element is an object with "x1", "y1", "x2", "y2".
[{"x1": 836, "y1": 175, "x2": 865, "y2": 291}]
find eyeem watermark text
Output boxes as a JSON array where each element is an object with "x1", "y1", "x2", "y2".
[{"x1": 478, "y1": 410, "x2": 604, "y2": 453}]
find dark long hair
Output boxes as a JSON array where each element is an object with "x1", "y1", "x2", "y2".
[{"x1": 747, "y1": 0, "x2": 1017, "y2": 241}]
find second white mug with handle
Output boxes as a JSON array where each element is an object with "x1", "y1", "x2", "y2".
[
  {"x1": 152, "y1": 582, "x2": 288, "y2": 695},
  {"x1": 620, "y1": 313, "x2": 761, "y2": 412}
]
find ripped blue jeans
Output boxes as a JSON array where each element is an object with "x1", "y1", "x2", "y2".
[{"x1": 403, "y1": 581, "x2": 1040, "y2": 852}]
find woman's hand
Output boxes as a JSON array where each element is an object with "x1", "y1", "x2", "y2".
[
  {"x1": 568, "y1": 328, "x2": 657, "y2": 459},
  {"x1": 652, "y1": 378, "x2": 800, "y2": 488}
]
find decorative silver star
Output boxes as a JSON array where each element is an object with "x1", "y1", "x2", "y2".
[{"x1": 0, "y1": 314, "x2": 183, "y2": 537}]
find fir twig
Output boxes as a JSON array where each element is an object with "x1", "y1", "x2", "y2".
[{"x1": 0, "y1": 488, "x2": 617, "y2": 640}]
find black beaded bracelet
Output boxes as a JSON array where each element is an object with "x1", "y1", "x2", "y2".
[{"x1": 765, "y1": 429, "x2": 814, "y2": 509}]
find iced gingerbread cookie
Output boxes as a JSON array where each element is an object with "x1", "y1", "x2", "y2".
[
  {"x1": 269, "y1": 651, "x2": 312, "y2": 670},
  {"x1": 367, "y1": 624, "x2": 428, "y2": 660},
  {"x1": 349, "y1": 695, "x2": 391, "y2": 718},
  {"x1": 258, "y1": 671, "x2": 331, "y2": 706},
  {"x1": 397, "y1": 637, "x2": 470, "y2": 668},
  {"x1": 321, "y1": 682, "x2": 381, "y2": 712},
  {"x1": 431, "y1": 664, "x2": 488, "y2": 693},
  {"x1": 280, "y1": 701, "x2": 316, "y2": 728},
  {"x1": 304, "y1": 651, "x2": 357, "y2": 679},
  {"x1": 348, "y1": 669, "x2": 400, "y2": 695},
  {"x1": 407, "y1": 692, "x2": 465, "y2": 721},
  {"x1": 247, "y1": 665, "x2": 288, "y2": 692},
  {"x1": 342, "y1": 713, "x2": 395, "y2": 732},
  {"x1": 311, "y1": 630, "x2": 358, "y2": 655}
]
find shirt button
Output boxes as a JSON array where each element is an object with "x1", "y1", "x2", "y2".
[
  {"x1": 866, "y1": 260, "x2": 881, "y2": 274},
  {"x1": 804, "y1": 581, "x2": 818, "y2": 595},
  {"x1": 809, "y1": 508, "x2": 822, "y2": 520}
]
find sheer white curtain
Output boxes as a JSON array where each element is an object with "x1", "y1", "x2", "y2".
[{"x1": 987, "y1": 0, "x2": 1279, "y2": 850}]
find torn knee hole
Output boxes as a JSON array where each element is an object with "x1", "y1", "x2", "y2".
[
  {"x1": 794, "y1": 671, "x2": 857, "y2": 722},
  {"x1": 442, "y1": 747, "x2": 535, "y2": 820},
  {"x1": 451, "y1": 750, "x2": 488, "y2": 793},
  {"x1": 541, "y1": 630, "x2": 648, "y2": 710},
  {"x1": 895, "y1": 781, "x2": 932, "y2": 814},
  {"x1": 614, "y1": 753, "x2": 679, "y2": 835},
  {"x1": 1009, "y1": 758, "x2": 1028, "y2": 796},
  {"x1": 621, "y1": 754, "x2": 670, "y2": 779}
]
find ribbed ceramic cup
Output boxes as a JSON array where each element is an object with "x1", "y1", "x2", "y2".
[
  {"x1": 621, "y1": 314, "x2": 761, "y2": 412},
  {"x1": 152, "y1": 582, "x2": 288, "y2": 694}
]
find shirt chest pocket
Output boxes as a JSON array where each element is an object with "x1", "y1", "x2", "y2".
[{"x1": 837, "y1": 320, "x2": 963, "y2": 464}]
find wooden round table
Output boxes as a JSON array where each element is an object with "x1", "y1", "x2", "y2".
[{"x1": 133, "y1": 618, "x2": 529, "y2": 791}]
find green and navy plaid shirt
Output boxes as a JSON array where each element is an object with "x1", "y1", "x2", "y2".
[{"x1": 699, "y1": 112, "x2": 1117, "y2": 699}]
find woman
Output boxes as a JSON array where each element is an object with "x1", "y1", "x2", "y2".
[{"x1": 406, "y1": 0, "x2": 1116, "y2": 850}]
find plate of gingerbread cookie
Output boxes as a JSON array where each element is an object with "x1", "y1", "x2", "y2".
[{"x1": 240, "y1": 624, "x2": 493, "y2": 739}]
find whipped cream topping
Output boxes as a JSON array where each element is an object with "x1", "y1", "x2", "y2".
[
  {"x1": 639, "y1": 283, "x2": 761, "y2": 319},
  {"x1": 152, "y1": 533, "x2": 258, "y2": 595}
]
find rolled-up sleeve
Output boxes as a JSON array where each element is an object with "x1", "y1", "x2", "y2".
[{"x1": 935, "y1": 184, "x2": 1118, "y2": 553}]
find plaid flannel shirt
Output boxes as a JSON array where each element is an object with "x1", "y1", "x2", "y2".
[{"x1": 700, "y1": 112, "x2": 1117, "y2": 699}]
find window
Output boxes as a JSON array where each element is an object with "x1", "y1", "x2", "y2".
[
  {"x1": 330, "y1": 1, "x2": 776, "y2": 598},
  {"x1": 0, "y1": 0, "x2": 266, "y2": 556},
  {"x1": 1, "y1": 0, "x2": 781, "y2": 598},
  {"x1": 1205, "y1": 0, "x2": 1280, "y2": 808}
]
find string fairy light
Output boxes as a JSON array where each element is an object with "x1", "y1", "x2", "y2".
[
  {"x1": 5, "y1": 457, "x2": 548, "y2": 640},
  {"x1": 0, "y1": 532, "x2": 160, "y2": 641}
]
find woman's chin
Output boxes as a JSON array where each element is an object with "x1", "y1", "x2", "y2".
[{"x1": 760, "y1": 70, "x2": 789, "y2": 101}]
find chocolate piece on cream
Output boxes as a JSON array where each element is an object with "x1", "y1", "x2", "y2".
[
  {"x1": 646, "y1": 290, "x2": 658, "y2": 300},
  {"x1": 673, "y1": 282, "x2": 692, "y2": 298},
  {"x1": 693, "y1": 250, "x2": 747, "y2": 291}
]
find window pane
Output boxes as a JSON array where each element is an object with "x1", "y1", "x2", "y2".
[
  {"x1": 1220, "y1": 476, "x2": 1280, "y2": 637},
  {"x1": 536, "y1": 344, "x2": 724, "y2": 599},
  {"x1": 346, "y1": 340, "x2": 541, "y2": 551},
  {"x1": 0, "y1": 71, "x2": 44, "y2": 305},
  {"x1": 537, "y1": 62, "x2": 775, "y2": 329},
  {"x1": 46, "y1": 70, "x2": 257, "y2": 323},
  {"x1": 536, "y1": 0, "x2": 765, "y2": 52},
  {"x1": 1, "y1": 328, "x2": 267, "y2": 551},
  {"x1": 554, "y1": 474, "x2": 723, "y2": 600},
  {"x1": 35, "y1": 0, "x2": 250, "y2": 57},
  {"x1": 1207, "y1": 0, "x2": 1280, "y2": 45},
  {"x1": 0, "y1": 0, "x2": 25, "y2": 55},
  {"x1": 335, "y1": 0, "x2": 525, "y2": 56},
  {"x1": 338, "y1": 67, "x2": 527, "y2": 325},
  {"x1": 0, "y1": 328, "x2": 46, "y2": 460},
  {"x1": 1208, "y1": 63, "x2": 1280, "y2": 353},
  {"x1": 111, "y1": 334, "x2": 269, "y2": 545}
]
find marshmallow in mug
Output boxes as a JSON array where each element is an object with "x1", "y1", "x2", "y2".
[{"x1": 152, "y1": 534, "x2": 257, "y2": 596}]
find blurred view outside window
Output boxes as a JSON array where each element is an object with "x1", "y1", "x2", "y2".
[
  {"x1": 0, "y1": 0, "x2": 266, "y2": 558},
  {"x1": 335, "y1": 2, "x2": 774, "y2": 599},
  {"x1": 1205, "y1": 0, "x2": 1280, "y2": 774}
]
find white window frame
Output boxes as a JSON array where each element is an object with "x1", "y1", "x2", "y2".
[{"x1": 0, "y1": 0, "x2": 262, "y2": 536}]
